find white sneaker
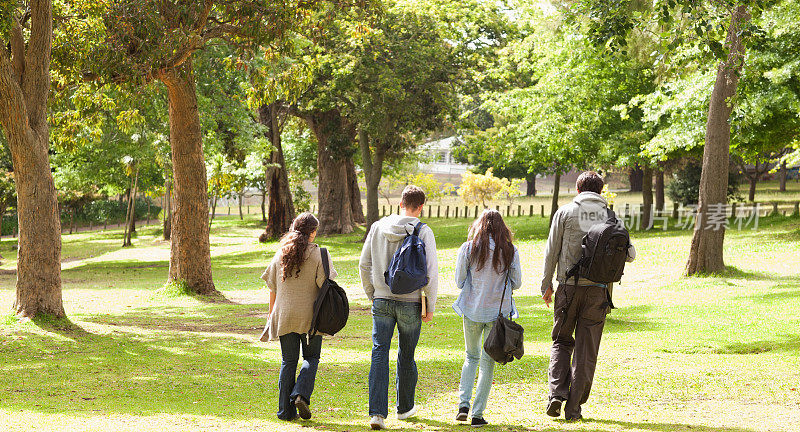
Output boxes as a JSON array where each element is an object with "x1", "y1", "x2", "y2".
[
  {"x1": 397, "y1": 404, "x2": 419, "y2": 420},
  {"x1": 369, "y1": 415, "x2": 386, "y2": 430}
]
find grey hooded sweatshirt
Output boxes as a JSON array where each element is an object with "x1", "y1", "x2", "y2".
[
  {"x1": 542, "y1": 191, "x2": 636, "y2": 294},
  {"x1": 359, "y1": 215, "x2": 438, "y2": 311}
]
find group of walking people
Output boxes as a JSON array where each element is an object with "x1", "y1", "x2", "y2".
[{"x1": 259, "y1": 171, "x2": 636, "y2": 428}]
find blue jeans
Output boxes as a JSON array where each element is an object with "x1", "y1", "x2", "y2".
[
  {"x1": 277, "y1": 333, "x2": 322, "y2": 420},
  {"x1": 369, "y1": 298, "x2": 422, "y2": 418},
  {"x1": 458, "y1": 317, "x2": 495, "y2": 418}
]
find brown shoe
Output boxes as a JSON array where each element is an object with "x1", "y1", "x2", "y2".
[{"x1": 294, "y1": 395, "x2": 311, "y2": 420}]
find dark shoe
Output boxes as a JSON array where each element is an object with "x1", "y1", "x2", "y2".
[
  {"x1": 294, "y1": 395, "x2": 311, "y2": 420},
  {"x1": 456, "y1": 406, "x2": 469, "y2": 421},
  {"x1": 565, "y1": 414, "x2": 583, "y2": 422},
  {"x1": 546, "y1": 398, "x2": 563, "y2": 417},
  {"x1": 471, "y1": 417, "x2": 488, "y2": 427}
]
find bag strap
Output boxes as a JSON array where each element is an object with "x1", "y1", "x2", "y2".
[
  {"x1": 412, "y1": 222, "x2": 425, "y2": 237},
  {"x1": 320, "y1": 247, "x2": 331, "y2": 280},
  {"x1": 497, "y1": 264, "x2": 512, "y2": 318}
]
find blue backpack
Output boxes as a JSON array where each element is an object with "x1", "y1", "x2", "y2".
[{"x1": 384, "y1": 222, "x2": 429, "y2": 295}]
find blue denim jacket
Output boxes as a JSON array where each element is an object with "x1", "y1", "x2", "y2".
[{"x1": 453, "y1": 240, "x2": 523, "y2": 323}]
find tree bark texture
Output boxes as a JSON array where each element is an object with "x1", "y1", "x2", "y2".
[
  {"x1": 628, "y1": 166, "x2": 643, "y2": 192},
  {"x1": 641, "y1": 166, "x2": 653, "y2": 230},
  {"x1": 309, "y1": 111, "x2": 354, "y2": 235},
  {"x1": 257, "y1": 103, "x2": 294, "y2": 241},
  {"x1": 347, "y1": 157, "x2": 365, "y2": 224},
  {"x1": 525, "y1": 174, "x2": 536, "y2": 196},
  {"x1": 654, "y1": 169, "x2": 665, "y2": 212},
  {"x1": 359, "y1": 128, "x2": 385, "y2": 235},
  {"x1": 686, "y1": 5, "x2": 750, "y2": 276},
  {"x1": 160, "y1": 61, "x2": 218, "y2": 295},
  {"x1": 0, "y1": 0, "x2": 65, "y2": 318}
]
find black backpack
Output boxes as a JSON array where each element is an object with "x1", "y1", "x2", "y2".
[
  {"x1": 566, "y1": 208, "x2": 630, "y2": 308},
  {"x1": 384, "y1": 222, "x2": 429, "y2": 295},
  {"x1": 309, "y1": 248, "x2": 349, "y2": 337}
]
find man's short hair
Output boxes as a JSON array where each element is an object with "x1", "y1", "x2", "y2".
[
  {"x1": 401, "y1": 185, "x2": 426, "y2": 210},
  {"x1": 576, "y1": 171, "x2": 604, "y2": 194}
]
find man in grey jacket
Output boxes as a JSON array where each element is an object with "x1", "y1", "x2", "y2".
[
  {"x1": 541, "y1": 171, "x2": 636, "y2": 421},
  {"x1": 359, "y1": 185, "x2": 438, "y2": 430}
]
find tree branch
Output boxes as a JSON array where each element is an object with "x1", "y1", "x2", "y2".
[{"x1": 10, "y1": 16, "x2": 25, "y2": 86}]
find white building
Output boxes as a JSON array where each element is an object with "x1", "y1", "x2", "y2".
[{"x1": 419, "y1": 136, "x2": 472, "y2": 183}]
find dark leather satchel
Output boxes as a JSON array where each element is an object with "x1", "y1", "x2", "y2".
[{"x1": 483, "y1": 267, "x2": 524, "y2": 364}]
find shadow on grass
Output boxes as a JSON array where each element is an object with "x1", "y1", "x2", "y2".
[
  {"x1": 592, "y1": 418, "x2": 759, "y2": 432},
  {"x1": 713, "y1": 334, "x2": 800, "y2": 354}
]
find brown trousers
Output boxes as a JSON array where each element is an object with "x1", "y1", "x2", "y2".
[{"x1": 548, "y1": 284, "x2": 609, "y2": 418}]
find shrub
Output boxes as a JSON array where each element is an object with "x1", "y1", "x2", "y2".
[{"x1": 667, "y1": 159, "x2": 741, "y2": 206}]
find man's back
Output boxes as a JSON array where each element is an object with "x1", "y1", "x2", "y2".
[{"x1": 359, "y1": 214, "x2": 438, "y2": 309}]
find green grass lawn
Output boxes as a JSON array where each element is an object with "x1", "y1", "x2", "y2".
[{"x1": 1, "y1": 212, "x2": 799, "y2": 432}]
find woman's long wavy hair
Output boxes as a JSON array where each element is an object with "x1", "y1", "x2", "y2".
[
  {"x1": 279, "y1": 212, "x2": 319, "y2": 281},
  {"x1": 468, "y1": 209, "x2": 514, "y2": 273}
]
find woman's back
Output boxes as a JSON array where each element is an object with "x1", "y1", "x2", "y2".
[
  {"x1": 453, "y1": 240, "x2": 522, "y2": 323},
  {"x1": 261, "y1": 244, "x2": 332, "y2": 341}
]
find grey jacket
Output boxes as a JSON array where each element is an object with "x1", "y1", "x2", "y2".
[
  {"x1": 541, "y1": 192, "x2": 636, "y2": 294},
  {"x1": 359, "y1": 215, "x2": 438, "y2": 311}
]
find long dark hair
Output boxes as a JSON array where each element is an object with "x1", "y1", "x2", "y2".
[
  {"x1": 279, "y1": 212, "x2": 319, "y2": 281},
  {"x1": 468, "y1": 209, "x2": 514, "y2": 273}
]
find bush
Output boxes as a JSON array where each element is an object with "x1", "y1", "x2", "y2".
[
  {"x1": 667, "y1": 159, "x2": 741, "y2": 206},
  {"x1": 290, "y1": 177, "x2": 312, "y2": 213}
]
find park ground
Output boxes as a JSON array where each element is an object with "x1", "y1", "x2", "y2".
[{"x1": 1, "y1": 200, "x2": 799, "y2": 432}]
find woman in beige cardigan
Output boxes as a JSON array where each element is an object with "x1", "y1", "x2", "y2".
[{"x1": 260, "y1": 212, "x2": 337, "y2": 421}]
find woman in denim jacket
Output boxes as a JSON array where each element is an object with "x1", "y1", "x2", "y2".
[{"x1": 453, "y1": 209, "x2": 522, "y2": 427}]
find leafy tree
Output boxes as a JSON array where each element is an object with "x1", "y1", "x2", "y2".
[{"x1": 458, "y1": 169, "x2": 520, "y2": 208}]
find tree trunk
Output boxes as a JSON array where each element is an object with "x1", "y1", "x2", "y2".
[
  {"x1": 686, "y1": 5, "x2": 749, "y2": 276},
  {"x1": 210, "y1": 194, "x2": 217, "y2": 222},
  {"x1": 260, "y1": 189, "x2": 266, "y2": 222},
  {"x1": 160, "y1": 60, "x2": 218, "y2": 295},
  {"x1": 748, "y1": 175, "x2": 757, "y2": 202},
  {"x1": 525, "y1": 174, "x2": 536, "y2": 196},
  {"x1": 238, "y1": 191, "x2": 243, "y2": 220},
  {"x1": 347, "y1": 157, "x2": 365, "y2": 224},
  {"x1": 655, "y1": 169, "x2": 665, "y2": 212},
  {"x1": 123, "y1": 169, "x2": 139, "y2": 247},
  {"x1": 549, "y1": 171, "x2": 561, "y2": 226},
  {"x1": 779, "y1": 160, "x2": 787, "y2": 192},
  {"x1": 641, "y1": 166, "x2": 653, "y2": 230},
  {"x1": 258, "y1": 102, "x2": 295, "y2": 241},
  {"x1": 163, "y1": 178, "x2": 172, "y2": 240},
  {"x1": 628, "y1": 165, "x2": 644, "y2": 192},
  {"x1": 359, "y1": 128, "x2": 385, "y2": 234},
  {"x1": 0, "y1": 0, "x2": 65, "y2": 318},
  {"x1": 309, "y1": 111, "x2": 354, "y2": 235}
]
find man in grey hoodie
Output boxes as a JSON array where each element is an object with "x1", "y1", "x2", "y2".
[
  {"x1": 359, "y1": 185, "x2": 438, "y2": 430},
  {"x1": 541, "y1": 171, "x2": 636, "y2": 421}
]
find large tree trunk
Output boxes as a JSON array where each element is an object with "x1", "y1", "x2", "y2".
[
  {"x1": 525, "y1": 174, "x2": 536, "y2": 196},
  {"x1": 258, "y1": 102, "x2": 294, "y2": 241},
  {"x1": 163, "y1": 178, "x2": 172, "y2": 240},
  {"x1": 0, "y1": 1, "x2": 65, "y2": 318},
  {"x1": 686, "y1": 5, "x2": 749, "y2": 276},
  {"x1": 359, "y1": 128, "x2": 385, "y2": 234},
  {"x1": 347, "y1": 157, "x2": 365, "y2": 224},
  {"x1": 654, "y1": 169, "x2": 665, "y2": 212},
  {"x1": 628, "y1": 165, "x2": 644, "y2": 192},
  {"x1": 160, "y1": 61, "x2": 218, "y2": 295},
  {"x1": 641, "y1": 166, "x2": 653, "y2": 230},
  {"x1": 309, "y1": 111, "x2": 354, "y2": 235},
  {"x1": 260, "y1": 189, "x2": 266, "y2": 222},
  {"x1": 549, "y1": 171, "x2": 561, "y2": 226},
  {"x1": 779, "y1": 160, "x2": 787, "y2": 192}
]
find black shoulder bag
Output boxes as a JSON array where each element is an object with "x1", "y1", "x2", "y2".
[{"x1": 483, "y1": 267, "x2": 524, "y2": 364}]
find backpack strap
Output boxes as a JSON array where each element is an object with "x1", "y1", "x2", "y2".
[
  {"x1": 320, "y1": 247, "x2": 331, "y2": 280},
  {"x1": 412, "y1": 222, "x2": 425, "y2": 237},
  {"x1": 606, "y1": 207, "x2": 616, "y2": 221}
]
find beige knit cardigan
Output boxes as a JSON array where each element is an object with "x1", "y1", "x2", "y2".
[{"x1": 259, "y1": 244, "x2": 337, "y2": 342}]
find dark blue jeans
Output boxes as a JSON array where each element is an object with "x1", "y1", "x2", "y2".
[
  {"x1": 369, "y1": 298, "x2": 422, "y2": 418},
  {"x1": 278, "y1": 333, "x2": 322, "y2": 420}
]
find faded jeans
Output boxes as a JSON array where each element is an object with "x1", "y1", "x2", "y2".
[
  {"x1": 278, "y1": 332, "x2": 322, "y2": 420},
  {"x1": 458, "y1": 317, "x2": 495, "y2": 418},
  {"x1": 368, "y1": 298, "x2": 422, "y2": 418}
]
